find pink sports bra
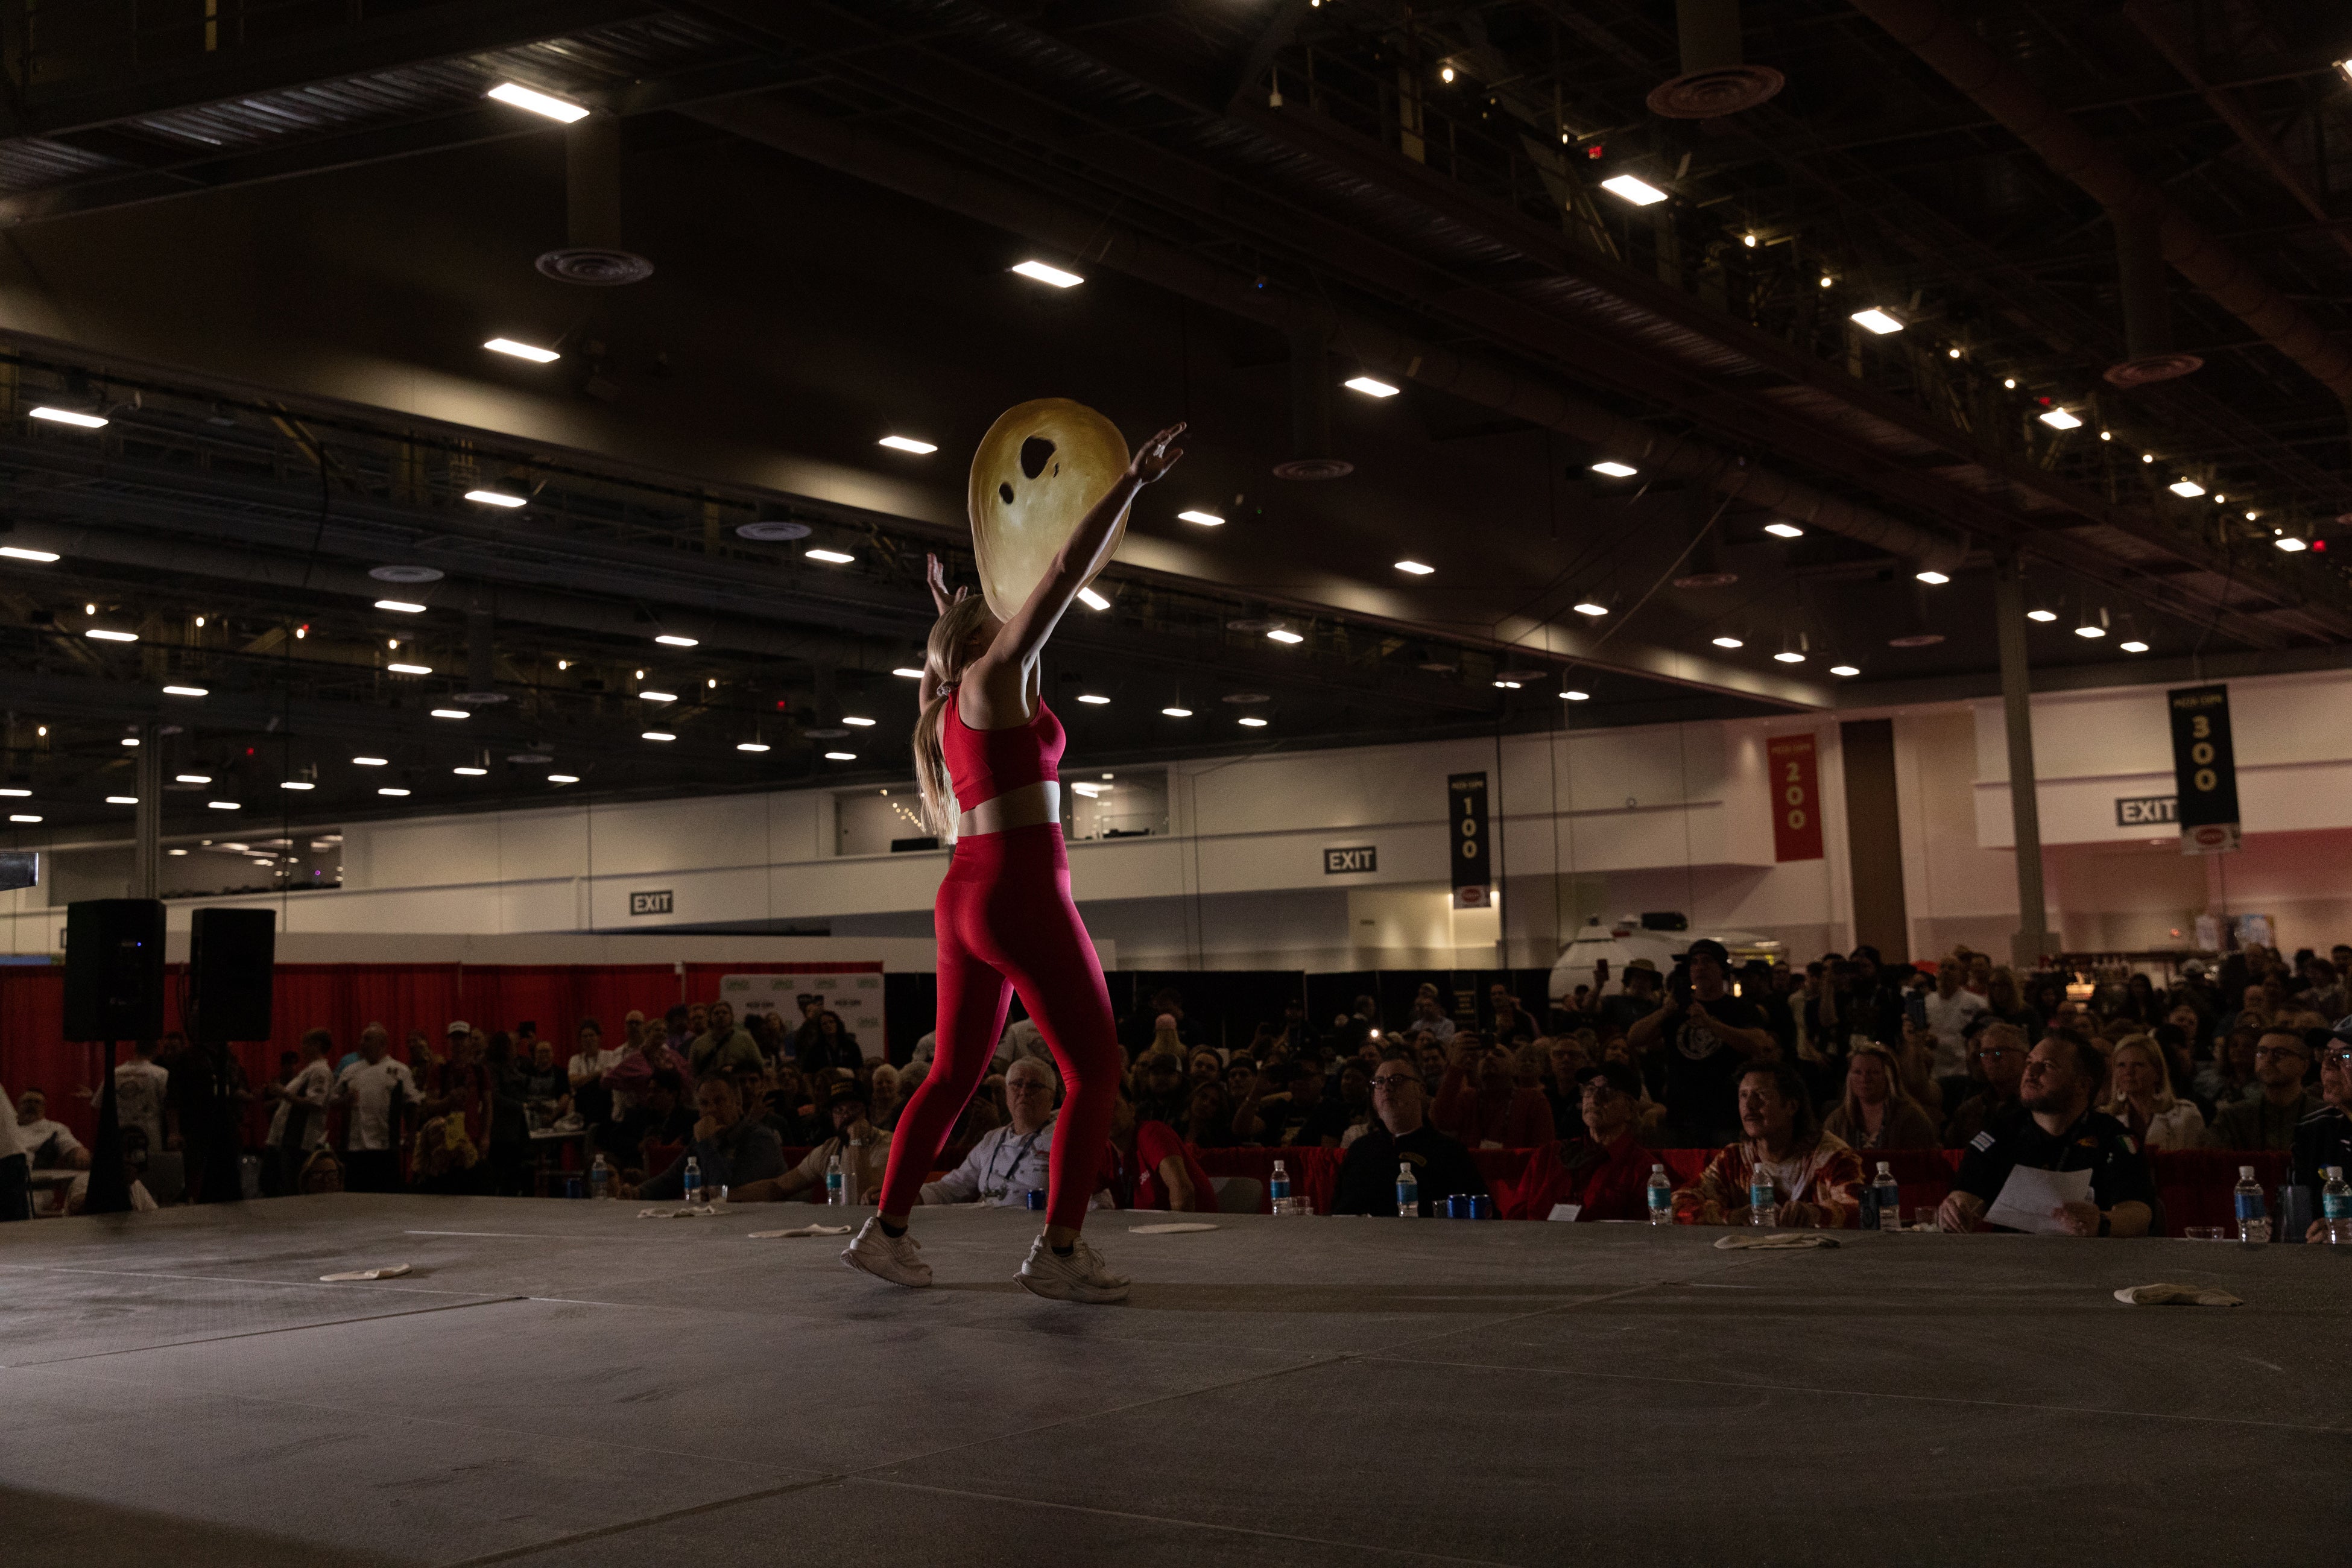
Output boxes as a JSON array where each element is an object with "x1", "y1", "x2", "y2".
[{"x1": 943, "y1": 690, "x2": 1064, "y2": 810}]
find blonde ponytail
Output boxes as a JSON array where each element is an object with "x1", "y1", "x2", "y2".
[{"x1": 912, "y1": 595, "x2": 995, "y2": 838}]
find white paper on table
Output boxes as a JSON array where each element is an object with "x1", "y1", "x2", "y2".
[
  {"x1": 1984, "y1": 1165, "x2": 2093, "y2": 1234},
  {"x1": 1546, "y1": 1204, "x2": 1582, "y2": 1222}
]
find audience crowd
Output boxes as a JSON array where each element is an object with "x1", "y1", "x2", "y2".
[{"x1": 5, "y1": 941, "x2": 2351, "y2": 1241}]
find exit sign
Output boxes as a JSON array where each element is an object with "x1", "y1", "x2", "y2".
[{"x1": 1323, "y1": 845, "x2": 1377, "y2": 874}]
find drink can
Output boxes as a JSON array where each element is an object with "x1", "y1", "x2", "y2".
[
  {"x1": 1470, "y1": 1194, "x2": 1494, "y2": 1221},
  {"x1": 564, "y1": 1177, "x2": 583, "y2": 1200},
  {"x1": 1446, "y1": 1193, "x2": 1473, "y2": 1219},
  {"x1": 1024, "y1": 1187, "x2": 1047, "y2": 1212}
]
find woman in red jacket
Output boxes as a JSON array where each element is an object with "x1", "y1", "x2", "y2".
[{"x1": 1503, "y1": 1061, "x2": 1655, "y2": 1221}]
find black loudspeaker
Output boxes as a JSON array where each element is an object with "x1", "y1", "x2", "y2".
[
  {"x1": 63, "y1": 899, "x2": 166, "y2": 1042},
  {"x1": 189, "y1": 906, "x2": 276, "y2": 1041}
]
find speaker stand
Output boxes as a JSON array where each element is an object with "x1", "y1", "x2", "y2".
[{"x1": 81, "y1": 1040, "x2": 132, "y2": 1215}]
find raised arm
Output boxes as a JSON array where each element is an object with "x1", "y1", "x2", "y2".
[{"x1": 981, "y1": 423, "x2": 1184, "y2": 680}]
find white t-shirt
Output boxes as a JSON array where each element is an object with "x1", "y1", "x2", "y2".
[
  {"x1": 266, "y1": 1060, "x2": 337, "y2": 1150},
  {"x1": 0, "y1": 1082, "x2": 24, "y2": 1162},
  {"x1": 113, "y1": 1059, "x2": 171, "y2": 1150},
  {"x1": 569, "y1": 1046, "x2": 624, "y2": 1086},
  {"x1": 1921, "y1": 989, "x2": 1988, "y2": 1078},
  {"x1": 334, "y1": 1057, "x2": 420, "y2": 1151},
  {"x1": 16, "y1": 1116, "x2": 81, "y2": 1165}
]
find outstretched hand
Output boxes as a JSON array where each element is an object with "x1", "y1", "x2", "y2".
[
  {"x1": 1128, "y1": 422, "x2": 1187, "y2": 484},
  {"x1": 925, "y1": 552, "x2": 964, "y2": 616}
]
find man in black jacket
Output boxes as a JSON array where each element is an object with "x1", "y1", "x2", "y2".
[{"x1": 1334, "y1": 1058, "x2": 1487, "y2": 1216}]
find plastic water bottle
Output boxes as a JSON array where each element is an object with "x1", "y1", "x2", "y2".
[
  {"x1": 1873, "y1": 1163, "x2": 1902, "y2": 1234},
  {"x1": 1396, "y1": 1161, "x2": 1420, "y2": 1218},
  {"x1": 2322, "y1": 1166, "x2": 2352, "y2": 1245},
  {"x1": 825, "y1": 1152, "x2": 846, "y2": 1206},
  {"x1": 589, "y1": 1155, "x2": 613, "y2": 1201},
  {"x1": 842, "y1": 1133, "x2": 865, "y2": 1207},
  {"x1": 1646, "y1": 1163, "x2": 1672, "y2": 1225},
  {"x1": 682, "y1": 1155, "x2": 703, "y2": 1208},
  {"x1": 1748, "y1": 1168, "x2": 1777, "y2": 1228},
  {"x1": 1270, "y1": 1159, "x2": 1292, "y2": 1211},
  {"x1": 2233, "y1": 1165, "x2": 2269, "y2": 1244}
]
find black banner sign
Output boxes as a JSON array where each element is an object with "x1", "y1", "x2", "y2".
[
  {"x1": 1448, "y1": 771, "x2": 1490, "y2": 908},
  {"x1": 2166, "y1": 684, "x2": 2240, "y2": 856}
]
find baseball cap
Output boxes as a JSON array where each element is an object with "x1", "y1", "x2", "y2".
[
  {"x1": 1576, "y1": 1061, "x2": 1643, "y2": 1098},
  {"x1": 1686, "y1": 938, "x2": 1730, "y2": 966},
  {"x1": 1625, "y1": 958, "x2": 1659, "y2": 974},
  {"x1": 445, "y1": 1020, "x2": 471, "y2": 1036}
]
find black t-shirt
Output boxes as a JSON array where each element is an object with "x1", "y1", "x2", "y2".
[
  {"x1": 1263, "y1": 1093, "x2": 1350, "y2": 1148},
  {"x1": 1333, "y1": 1123, "x2": 1489, "y2": 1216},
  {"x1": 1654, "y1": 993, "x2": 1768, "y2": 1142},
  {"x1": 2289, "y1": 1105, "x2": 2352, "y2": 1203},
  {"x1": 1953, "y1": 1108, "x2": 2155, "y2": 1226}
]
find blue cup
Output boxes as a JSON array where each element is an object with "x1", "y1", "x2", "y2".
[
  {"x1": 564, "y1": 1177, "x2": 583, "y2": 1200},
  {"x1": 1470, "y1": 1194, "x2": 1494, "y2": 1221},
  {"x1": 1024, "y1": 1188, "x2": 1047, "y2": 1212},
  {"x1": 1446, "y1": 1193, "x2": 1473, "y2": 1219}
]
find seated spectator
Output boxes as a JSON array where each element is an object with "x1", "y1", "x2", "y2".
[
  {"x1": 1132, "y1": 1052, "x2": 1190, "y2": 1127},
  {"x1": 868, "y1": 1063, "x2": 904, "y2": 1128},
  {"x1": 1183, "y1": 1081, "x2": 1237, "y2": 1149},
  {"x1": 2211, "y1": 1029, "x2": 2319, "y2": 1149},
  {"x1": 688, "y1": 1001, "x2": 763, "y2": 1080},
  {"x1": 602, "y1": 1068, "x2": 697, "y2": 1166},
  {"x1": 1432, "y1": 1033, "x2": 1555, "y2": 1149},
  {"x1": 731, "y1": 1081, "x2": 891, "y2": 1204},
  {"x1": 1112, "y1": 1084, "x2": 1216, "y2": 1212},
  {"x1": 2294, "y1": 1022, "x2": 2352, "y2": 1242},
  {"x1": 2101, "y1": 1034, "x2": 2206, "y2": 1150},
  {"x1": 1542, "y1": 1034, "x2": 1591, "y2": 1133},
  {"x1": 629, "y1": 1076, "x2": 784, "y2": 1201},
  {"x1": 919, "y1": 1057, "x2": 1099, "y2": 1208},
  {"x1": 1233, "y1": 1059, "x2": 1348, "y2": 1148},
  {"x1": 1946, "y1": 1023, "x2": 2031, "y2": 1148},
  {"x1": 13, "y1": 1088, "x2": 89, "y2": 1170},
  {"x1": 1333, "y1": 1060, "x2": 1376, "y2": 1146},
  {"x1": 1672, "y1": 1063, "x2": 1861, "y2": 1228},
  {"x1": 64, "y1": 1125, "x2": 160, "y2": 1215},
  {"x1": 1502, "y1": 1062, "x2": 1652, "y2": 1222},
  {"x1": 1332, "y1": 1058, "x2": 1487, "y2": 1217},
  {"x1": 1821, "y1": 1045, "x2": 1942, "y2": 1151},
  {"x1": 1186, "y1": 1048, "x2": 1224, "y2": 1089},
  {"x1": 1938, "y1": 1036, "x2": 2153, "y2": 1236},
  {"x1": 2194, "y1": 1026, "x2": 2261, "y2": 1108}
]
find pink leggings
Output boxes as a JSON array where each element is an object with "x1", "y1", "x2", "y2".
[{"x1": 876, "y1": 824, "x2": 1120, "y2": 1231}]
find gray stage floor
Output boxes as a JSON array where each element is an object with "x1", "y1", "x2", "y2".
[{"x1": 2, "y1": 1195, "x2": 2345, "y2": 1566}]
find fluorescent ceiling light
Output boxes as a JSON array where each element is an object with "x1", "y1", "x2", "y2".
[
  {"x1": 2119, "y1": 640, "x2": 2150, "y2": 653},
  {"x1": 1572, "y1": 601, "x2": 1608, "y2": 617},
  {"x1": 876, "y1": 435, "x2": 937, "y2": 455},
  {"x1": 2274, "y1": 536, "x2": 2308, "y2": 552},
  {"x1": 120, "y1": 737, "x2": 140, "y2": 747},
  {"x1": 1010, "y1": 259, "x2": 1083, "y2": 288},
  {"x1": 1076, "y1": 694, "x2": 1110, "y2": 705},
  {"x1": 1493, "y1": 680, "x2": 1521, "y2": 690},
  {"x1": 1763, "y1": 522, "x2": 1804, "y2": 539},
  {"x1": 736, "y1": 742, "x2": 771, "y2": 753},
  {"x1": 805, "y1": 549, "x2": 856, "y2": 564},
  {"x1": 86, "y1": 628, "x2": 137, "y2": 642},
  {"x1": 2038, "y1": 407, "x2": 2082, "y2": 429},
  {"x1": 431, "y1": 708, "x2": 470, "y2": 719},
  {"x1": 378, "y1": 787, "x2": 411, "y2": 797},
  {"x1": 1178, "y1": 510, "x2": 1224, "y2": 526},
  {"x1": 483, "y1": 337, "x2": 560, "y2": 363},
  {"x1": 30, "y1": 406, "x2": 107, "y2": 429},
  {"x1": 891, "y1": 666, "x2": 923, "y2": 678},
  {"x1": 1265, "y1": 628, "x2": 1304, "y2": 644},
  {"x1": 1237, "y1": 716, "x2": 1268, "y2": 727},
  {"x1": 2073, "y1": 624, "x2": 2106, "y2": 639},
  {"x1": 548, "y1": 774, "x2": 579, "y2": 784},
  {"x1": 463, "y1": 489, "x2": 526, "y2": 508},
  {"x1": 452, "y1": 766, "x2": 487, "y2": 776},
  {"x1": 1773, "y1": 650, "x2": 1806, "y2": 663},
  {"x1": 1560, "y1": 689, "x2": 1590, "y2": 701},
  {"x1": 1850, "y1": 308, "x2": 1904, "y2": 335},
  {"x1": 1162, "y1": 706, "x2": 1193, "y2": 717},
  {"x1": 207, "y1": 800, "x2": 239, "y2": 811},
  {"x1": 2025, "y1": 609, "x2": 2058, "y2": 623},
  {"x1": 1071, "y1": 782, "x2": 1105, "y2": 798},
  {"x1": 8, "y1": 814, "x2": 38, "y2": 824},
  {"x1": 167, "y1": 847, "x2": 186, "y2": 856},
  {"x1": 1915, "y1": 570, "x2": 1950, "y2": 585},
  {"x1": 352, "y1": 756, "x2": 387, "y2": 766},
  {"x1": 640, "y1": 730, "x2": 676, "y2": 742},
  {"x1": 2168, "y1": 479, "x2": 2205, "y2": 498},
  {"x1": 654, "y1": 633, "x2": 700, "y2": 648},
  {"x1": 1343, "y1": 376, "x2": 1399, "y2": 397},
  {"x1": 387, "y1": 662, "x2": 432, "y2": 675},
  {"x1": 1076, "y1": 587, "x2": 1111, "y2": 611},
  {"x1": 1829, "y1": 665, "x2": 1860, "y2": 677},
  {"x1": 1394, "y1": 560, "x2": 1435, "y2": 575},
  {"x1": 1589, "y1": 460, "x2": 1638, "y2": 478},
  {"x1": 107, "y1": 795, "x2": 137, "y2": 805},
  {"x1": 823, "y1": 750, "x2": 857, "y2": 760},
  {"x1": 174, "y1": 774, "x2": 210, "y2": 785},
  {"x1": 1599, "y1": 174, "x2": 1666, "y2": 206},
  {"x1": 486, "y1": 81, "x2": 588, "y2": 122},
  {"x1": 163, "y1": 683, "x2": 208, "y2": 697},
  {"x1": 1711, "y1": 636, "x2": 1743, "y2": 649},
  {"x1": 842, "y1": 716, "x2": 876, "y2": 727},
  {"x1": 279, "y1": 780, "x2": 314, "y2": 791},
  {"x1": 0, "y1": 545, "x2": 59, "y2": 562},
  {"x1": 637, "y1": 689, "x2": 678, "y2": 703},
  {"x1": 375, "y1": 599, "x2": 426, "y2": 614},
  {"x1": 0, "y1": 788, "x2": 23, "y2": 798}
]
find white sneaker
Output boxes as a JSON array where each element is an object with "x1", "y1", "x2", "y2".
[
  {"x1": 1016, "y1": 1237, "x2": 1128, "y2": 1303},
  {"x1": 841, "y1": 1218, "x2": 932, "y2": 1288}
]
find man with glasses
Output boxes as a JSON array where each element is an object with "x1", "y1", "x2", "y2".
[
  {"x1": 2213, "y1": 1029, "x2": 2321, "y2": 1150},
  {"x1": 1946, "y1": 1022, "x2": 2031, "y2": 1148},
  {"x1": 1333, "y1": 1058, "x2": 1487, "y2": 1216},
  {"x1": 912, "y1": 1057, "x2": 1093, "y2": 1211},
  {"x1": 1938, "y1": 1037, "x2": 2152, "y2": 1236},
  {"x1": 1502, "y1": 1062, "x2": 1651, "y2": 1221},
  {"x1": 2292, "y1": 1022, "x2": 2352, "y2": 1241}
]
